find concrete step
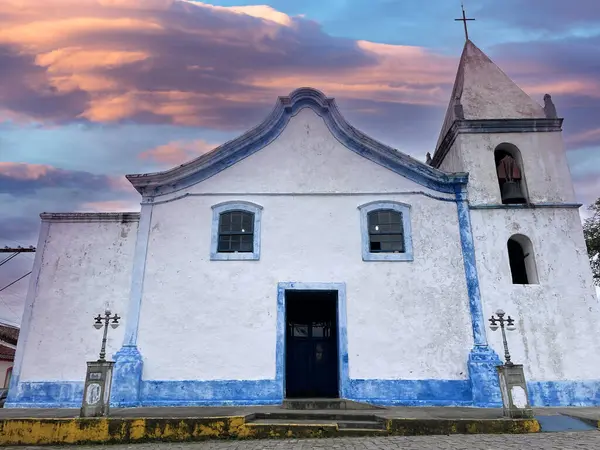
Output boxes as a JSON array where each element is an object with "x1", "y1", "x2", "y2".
[
  {"x1": 244, "y1": 419, "x2": 389, "y2": 438},
  {"x1": 335, "y1": 428, "x2": 390, "y2": 437},
  {"x1": 248, "y1": 419, "x2": 340, "y2": 426},
  {"x1": 338, "y1": 420, "x2": 387, "y2": 430},
  {"x1": 282, "y1": 398, "x2": 383, "y2": 410},
  {"x1": 253, "y1": 411, "x2": 384, "y2": 422}
]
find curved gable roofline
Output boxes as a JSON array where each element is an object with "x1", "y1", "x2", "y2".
[{"x1": 126, "y1": 87, "x2": 468, "y2": 196}]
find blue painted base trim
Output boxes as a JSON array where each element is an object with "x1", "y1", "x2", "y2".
[
  {"x1": 140, "y1": 399, "x2": 281, "y2": 407},
  {"x1": 346, "y1": 379, "x2": 471, "y2": 406},
  {"x1": 112, "y1": 345, "x2": 143, "y2": 407},
  {"x1": 5, "y1": 401, "x2": 82, "y2": 408},
  {"x1": 467, "y1": 346, "x2": 503, "y2": 407},
  {"x1": 356, "y1": 399, "x2": 474, "y2": 407},
  {"x1": 9, "y1": 378, "x2": 600, "y2": 409},
  {"x1": 4, "y1": 381, "x2": 84, "y2": 409},
  {"x1": 141, "y1": 380, "x2": 281, "y2": 405},
  {"x1": 528, "y1": 380, "x2": 600, "y2": 407}
]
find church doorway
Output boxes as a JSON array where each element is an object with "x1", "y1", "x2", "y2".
[{"x1": 285, "y1": 290, "x2": 339, "y2": 399}]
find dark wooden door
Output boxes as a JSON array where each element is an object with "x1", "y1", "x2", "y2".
[{"x1": 285, "y1": 292, "x2": 338, "y2": 398}]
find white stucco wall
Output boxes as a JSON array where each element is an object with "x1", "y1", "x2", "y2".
[
  {"x1": 438, "y1": 141, "x2": 464, "y2": 174},
  {"x1": 19, "y1": 217, "x2": 138, "y2": 382},
  {"x1": 471, "y1": 207, "x2": 600, "y2": 380},
  {"x1": 453, "y1": 132, "x2": 576, "y2": 205},
  {"x1": 138, "y1": 108, "x2": 473, "y2": 383}
]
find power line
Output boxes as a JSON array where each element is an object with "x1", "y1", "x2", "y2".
[
  {"x1": 0, "y1": 295, "x2": 24, "y2": 324},
  {"x1": 0, "y1": 253, "x2": 18, "y2": 266},
  {"x1": 0, "y1": 271, "x2": 31, "y2": 293}
]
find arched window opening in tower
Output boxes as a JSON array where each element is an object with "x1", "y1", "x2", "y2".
[
  {"x1": 495, "y1": 146, "x2": 527, "y2": 205},
  {"x1": 507, "y1": 235, "x2": 539, "y2": 285}
]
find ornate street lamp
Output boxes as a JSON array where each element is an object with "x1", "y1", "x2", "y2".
[
  {"x1": 488, "y1": 309, "x2": 532, "y2": 418},
  {"x1": 81, "y1": 309, "x2": 120, "y2": 418},
  {"x1": 93, "y1": 310, "x2": 121, "y2": 361},
  {"x1": 488, "y1": 309, "x2": 516, "y2": 366}
]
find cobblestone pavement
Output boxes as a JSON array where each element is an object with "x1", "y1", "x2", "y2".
[{"x1": 8, "y1": 432, "x2": 600, "y2": 450}]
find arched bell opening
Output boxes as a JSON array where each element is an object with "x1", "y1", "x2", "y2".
[
  {"x1": 494, "y1": 144, "x2": 528, "y2": 205},
  {"x1": 507, "y1": 234, "x2": 539, "y2": 285}
]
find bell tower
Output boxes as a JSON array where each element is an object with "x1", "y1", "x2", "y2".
[
  {"x1": 430, "y1": 39, "x2": 576, "y2": 206},
  {"x1": 431, "y1": 38, "x2": 600, "y2": 407}
]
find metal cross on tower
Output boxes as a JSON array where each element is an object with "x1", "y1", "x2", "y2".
[{"x1": 455, "y1": 3, "x2": 475, "y2": 41}]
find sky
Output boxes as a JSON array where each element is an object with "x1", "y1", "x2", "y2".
[{"x1": 1, "y1": 0, "x2": 599, "y2": 326}]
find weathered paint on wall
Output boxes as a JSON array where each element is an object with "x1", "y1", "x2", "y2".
[
  {"x1": 18, "y1": 218, "x2": 138, "y2": 384},
  {"x1": 451, "y1": 132, "x2": 576, "y2": 205},
  {"x1": 471, "y1": 207, "x2": 600, "y2": 381},
  {"x1": 138, "y1": 109, "x2": 472, "y2": 384}
]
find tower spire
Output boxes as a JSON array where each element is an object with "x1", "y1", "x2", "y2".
[{"x1": 455, "y1": 2, "x2": 475, "y2": 41}]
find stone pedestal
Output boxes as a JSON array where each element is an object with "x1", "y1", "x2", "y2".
[
  {"x1": 496, "y1": 364, "x2": 533, "y2": 418},
  {"x1": 80, "y1": 360, "x2": 114, "y2": 417}
]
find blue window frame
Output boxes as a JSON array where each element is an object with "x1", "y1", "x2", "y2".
[
  {"x1": 211, "y1": 201, "x2": 263, "y2": 261},
  {"x1": 358, "y1": 201, "x2": 413, "y2": 261}
]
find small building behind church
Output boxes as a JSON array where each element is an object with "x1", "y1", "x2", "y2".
[
  {"x1": 6, "y1": 40, "x2": 600, "y2": 409},
  {"x1": 0, "y1": 323, "x2": 18, "y2": 390}
]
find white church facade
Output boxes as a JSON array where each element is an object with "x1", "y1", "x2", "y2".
[{"x1": 6, "y1": 40, "x2": 600, "y2": 409}]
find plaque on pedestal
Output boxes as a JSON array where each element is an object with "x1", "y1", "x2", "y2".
[{"x1": 496, "y1": 364, "x2": 533, "y2": 419}]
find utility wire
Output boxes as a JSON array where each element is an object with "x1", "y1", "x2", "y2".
[
  {"x1": 0, "y1": 253, "x2": 18, "y2": 267},
  {"x1": 0, "y1": 271, "x2": 31, "y2": 293}
]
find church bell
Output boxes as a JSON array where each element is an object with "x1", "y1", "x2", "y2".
[{"x1": 501, "y1": 181, "x2": 526, "y2": 204}]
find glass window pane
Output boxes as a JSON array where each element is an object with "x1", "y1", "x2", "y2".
[
  {"x1": 239, "y1": 235, "x2": 253, "y2": 252},
  {"x1": 217, "y1": 235, "x2": 231, "y2": 252},
  {"x1": 377, "y1": 234, "x2": 403, "y2": 242},
  {"x1": 217, "y1": 210, "x2": 256, "y2": 253},
  {"x1": 219, "y1": 211, "x2": 255, "y2": 234},
  {"x1": 380, "y1": 241, "x2": 404, "y2": 252},
  {"x1": 219, "y1": 213, "x2": 231, "y2": 232},
  {"x1": 370, "y1": 235, "x2": 405, "y2": 253},
  {"x1": 293, "y1": 325, "x2": 308, "y2": 337},
  {"x1": 241, "y1": 213, "x2": 254, "y2": 232},
  {"x1": 390, "y1": 211, "x2": 402, "y2": 223},
  {"x1": 368, "y1": 210, "x2": 402, "y2": 234}
]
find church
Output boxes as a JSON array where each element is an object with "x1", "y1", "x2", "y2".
[{"x1": 6, "y1": 40, "x2": 600, "y2": 409}]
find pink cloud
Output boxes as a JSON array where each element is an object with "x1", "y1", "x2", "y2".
[
  {"x1": 0, "y1": 162, "x2": 54, "y2": 179},
  {"x1": 0, "y1": 0, "x2": 457, "y2": 127},
  {"x1": 80, "y1": 199, "x2": 140, "y2": 211},
  {"x1": 0, "y1": 162, "x2": 135, "y2": 194},
  {"x1": 566, "y1": 128, "x2": 600, "y2": 146},
  {"x1": 521, "y1": 79, "x2": 600, "y2": 99},
  {"x1": 139, "y1": 139, "x2": 216, "y2": 165}
]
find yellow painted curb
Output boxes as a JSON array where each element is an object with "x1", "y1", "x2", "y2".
[
  {"x1": 0, "y1": 416, "x2": 247, "y2": 446},
  {"x1": 0, "y1": 416, "x2": 541, "y2": 445}
]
